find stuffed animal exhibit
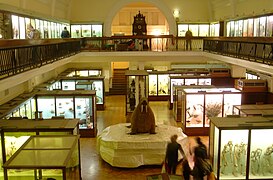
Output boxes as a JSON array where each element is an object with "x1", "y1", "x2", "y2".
[{"x1": 130, "y1": 97, "x2": 156, "y2": 134}]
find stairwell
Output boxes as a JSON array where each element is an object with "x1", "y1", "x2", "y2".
[{"x1": 109, "y1": 69, "x2": 127, "y2": 95}]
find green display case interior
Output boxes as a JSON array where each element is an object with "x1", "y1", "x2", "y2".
[
  {"x1": 209, "y1": 117, "x2": 273, "y2": 180},
  {"x1": 0, "y1": 120, "x2": 79, "y2": 180},
  {"x1": 3, "y1": 135, "x2": 81, "y2": 180}
]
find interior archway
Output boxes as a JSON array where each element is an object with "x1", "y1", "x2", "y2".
[
  {"x1": 111, "y1": 2, "x2": 169, "y2": 36},
  {"x1": 104, "y1": 0, "x2": 176, "y2": 36}
]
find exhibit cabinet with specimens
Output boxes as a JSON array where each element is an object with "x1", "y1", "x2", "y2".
[
  {"x1": 169, "y1": 75, "x2": 212, "y2": 110},
  {"x1": 3, "y1": 135, "x2": 81, "y2": 180},
  {"x1": 174, "y1": 87, "x2": 241, "y2": 136},
  {"x1": 209, "y1": 116, "x2": 273, "y2": 180},
  {"x1": 0, "y1": 119, "x2": 79, "y2": 180},
  {"x1": 125, "y1": 70, "x2": 148, "y2": 115},
  {"x1": 35, "y1": 90, "x2": 97, "y2": 137},
  {"x1": 47, "y1": 76, "x2": 105, "y2": 110},
  {"x1": 148, "y1": 71, "x2": 170, "y2": 101}
]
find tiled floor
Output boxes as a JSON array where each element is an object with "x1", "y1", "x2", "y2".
[{"x1": 80, "y1": 95, "x2": 208, "y2": 180}]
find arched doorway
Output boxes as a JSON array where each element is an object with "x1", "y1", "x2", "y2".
[
  {"x1": 104, "y1": 0, "x2": 177, "y2": 36},
  {"x1": 111, "y1": 2, "x2": 169, "y2": 36}
]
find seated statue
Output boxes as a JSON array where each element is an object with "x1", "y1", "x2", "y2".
[{"x1": 130, "y1": 97, "x2": 156, "y2": 134}]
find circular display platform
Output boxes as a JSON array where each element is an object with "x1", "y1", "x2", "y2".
[{"x1": 97, "y1": 123, "x2": 188, "y2": 168}]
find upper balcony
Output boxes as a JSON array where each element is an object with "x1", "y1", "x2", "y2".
[{"x1": 0, "y1": 36, "x2": 273, "y2": 80}]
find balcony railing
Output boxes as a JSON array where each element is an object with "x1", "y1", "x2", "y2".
[
  {"x1": 203, "y1": 37, "x2": 273, "y2": 65},
  {"x1": 0, "y1": 39, "x2": 81, "y2": 79},
  {"x1": 0, "y1": 36, "x2": 273, "y2": 80}
]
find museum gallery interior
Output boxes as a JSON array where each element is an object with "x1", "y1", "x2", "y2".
[{"x1": 0, "y1": 0, "x2": 273, "y2": 180}]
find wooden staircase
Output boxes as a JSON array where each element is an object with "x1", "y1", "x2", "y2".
[{"x1": 110, "y1": 69, "x2": 127, "y2": 95}]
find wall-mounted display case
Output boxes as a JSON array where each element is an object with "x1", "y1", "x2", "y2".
[
  {"x1": 175, "y1": 87, "x2": 241, "y2": 136},
  {"x1": 148, "y1": 71, "x2": 170, "y2": 101},
  {"x1": 3, "y1": 135, "x2": 81, "y2": 180},
  {"x1": 125, "y1": 70, "x2": 148, "y2": 115},
  {"x1": 209, "y1": 117, "x2": 273, "y2": 179},
  {"x1": 35, "y1": 90, "x2": 97, "y2": 137},
  {"x1": 47, "y1": 76, "x2": 105, "y2": 110},
  {"x1": 65, "y1": 69, "x2": 102, "y2": 77},
  {"x1": 0, "y1": 119, "x2": 79, "y2": 179},
  {"x1": 235, "y1": 79, "x2": 267, "y2": 92}
]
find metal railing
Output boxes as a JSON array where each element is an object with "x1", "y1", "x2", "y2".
[
  {"x1": 1, "y1": 36, "x2": 273, "y2": 80},
  {"x1": 203, "y1": 37, "x2": 273, "y2": 65},
  {"x1": 0, "y1": 39, "x2": 81, "y2": 79}
]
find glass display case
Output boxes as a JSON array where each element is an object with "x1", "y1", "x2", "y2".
[
  {"x1": 0, "y1": 119, "x2": 79, "y2": 179},
  {"x1": 35, "y1": 90, "x2": 97, "y2": 137},
  {"x1": 47, "y1": 76, "x2": 105, "y2": 110},
  {"x1": 232, "y1": 104, "x2": 273, "y2": 117},
  {"x1": 175, "y1": 87, "x2": 241, "y2": 136},
  {"x1": 3, "y1": 135, "x2": 81, "y2": 180},
  {"x1": 169, "y1": 75, "x2": 211, "y2": 110},
  {"x1": 66, "y1": 69, "x2": 102, "y2": 77},
  {"x1": 209, "y1": 116, "x2": 273, "y2": 179},
  {"x1": 148, "y1": 71, "x2": 170, "y2": 101},
  {"x1": 125, "y1": 70, "x2": 148, "y2": 115}
]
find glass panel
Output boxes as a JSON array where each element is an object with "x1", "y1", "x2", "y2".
[
  {"x1": 213, "y1": 126, "x2": 219, "y2": 175},
  {"x1": 25, "y1": 100, "x2": 32, "y2": 119},
  {"x1": 12, "y1": 109, "x2": 20, "y2": 117},
  {"x1": 253, "y1": 18, "x2": 259, "y2": 37},
  {"x1": 210, "y1": 23, "x2": 219, "y2": 37},
  {"x1": 82, "y1": 25, "x2": 91, "y2": 37},
  {"x1": 205, "y1": 94, "x2": 222, "y2": 127},
  {"x1": 198, "y1": 78, "x2": 211, "y2": 85},
  {"x1": 89, "y1": 70, "x2": 101, "y2": 76},
  {"x1": 178, "y1": 24, "x2": 188, "y2": 37},
  {"x1": 93, "y1": 80, "x2": 103, "y2": 104},
  {"x1": 43, "y1": 21, "x2": 49, "y2": 38},
  {"x1": 185, "y1": 79, "x2": 197, "y2": 85},
  {"x1": 249, "y1": 129, "x2": 273, "y2": 179},
  {"x1": 149, "y1": 74, "x2": 157, "y2": 95},
  {"x1": 220, "y1": 130, "x2": 248, "y2": 179},
  {"x1": 78, "y1": 70, "x2": 89, "y2": 76},
  {"x1": 189, "y1": 24, "x2": 199, "y2": 36},
  {"x1": 56, "y1": 97, "x2": 74, "y2": 118},
  {"x1": 238, "y1": 20, "x2": 243, "y2": 36},
  {"x1": 31, "y1": 98, "x2": 36, "y2": 119},
  {"x1": 62, "y1": 80, "x2": 75, "y2": 90},
  {"x1": 234, "y1": 21, "x2": 239, "y2": 36},
  {"x1": 199, "y1": 24, "x2": 209, "y2": 36},
  {"x1": 230, "y1": 21, "x2": 235, "y2": 37},
  {"x1": 223, "y1": 94, "x2": 241, "y2": 116},
  {"x1": 243, "y1": 19, "x2": 248, "y2": 37},
  {"x1": 259, "y1": 16, "x2": 266, "y2": 37},
  {"x1": 266, "y1": 15, "x2": 273, "y2": 37},
  {"x1": 71, "y1": 25, "x2": 81, "y2": 38},
  {"x1": 37, "y1": 96, "x2": 55, "y2": 119},
  {"x1": 170, "y1": 79, "x2": 184, "y2": 103},
  {"x1": 92, "y1": 24, "x2": 102, "y2": 37},
  {"x1": 158, "y1": 74, "x2": 169, "y2": 95},
  {"x1": 186, "y1": 94, "x2": 204, "y2": 127},
  {"x1": 226, "y1": 22, "x2": 231, "y2": 37},
  {"x1": 19, "y1": 17, "x2": 26, "y2": 39},
  {"x1": 75, "y1": 97, "x2": 93, "y2": 129},
  {"x1": 19, "y1": 105, "x2": 26, "y2": 117},
  {"x1": 11, "y1": 15, "x2": 19, "y2": 39},
  {"x1": 248, "y1": 19, "x2": 254, "y2": 37}
]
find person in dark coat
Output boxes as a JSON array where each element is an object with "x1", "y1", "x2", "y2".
[
  {"x1": 194, "y1": 137, "x2": 208, "y2": 159},
  {"x1": 165, "y1": 134, "x2": 185, "y2": 174},
  {"x1": 61, "y1": 27, "x2": 70, "y2": 38}
]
